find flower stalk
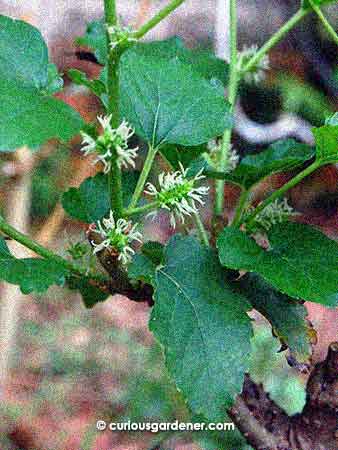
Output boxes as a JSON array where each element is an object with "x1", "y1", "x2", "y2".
[
  {"x1": 244, "y1": 160, "x2": 321, "y2": 229},
  {"x1": 0, "y1": 215, "x2": 107, "y2": 284}
]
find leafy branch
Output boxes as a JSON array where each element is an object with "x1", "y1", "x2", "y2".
[
  {"x1": 215, "y1": 5, "x2": 310, "y2": 217},
  {"x1": 0, "y1": 215, "x2": 106, "y2": 283},
  {"x1": 243, "y1": 160, "x2": 321, "y2": 229}
]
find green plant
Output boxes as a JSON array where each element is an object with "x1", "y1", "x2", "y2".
[{"x1": 0, "y1": 1, "x2": 337, "y2": 448}]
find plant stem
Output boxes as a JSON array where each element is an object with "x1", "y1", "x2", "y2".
[
  {"x1": 193, "y1": 212, "x2": 209, "y2": 246},
  {"x1": 308, "y1": 0, "x2": 338, "y2": 46},
  {"x1": 241, "y1": 8, "x2": 308, "y2": 75},
  {"x1": 244, "y1": 160, "x2": 321, "y2": 228},
  {"x1": 104, "y1": 0, "x2": 123, "y2": 217},
  {"x1": 0, "y1": 216, "x2": 107, "y2": 283},
  {"x1": 129, "y1": 144, "x2": 158, "y2": 209},
  {"x1": 104, "y1": 0, "x2": 117, "y2": 24},
  {"x1": 132, "y1": 0, "x2": 186, "y2": 40},
  {"x1": 124, "y1": 201, "x2": 160, "y2": 218},
  {"x1": 215, "y1": 0, "x2": 239, "y2": 216},
  {"x1": 231, "y1": 189, "x2": 250, "y2": 227}
]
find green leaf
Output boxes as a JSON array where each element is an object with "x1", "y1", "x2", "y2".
[
  {"x1": 129, "y1": 254, "x2": 158, "y2": 285},
  {"x1": 160, "y1": 143, "x2": 208, "y2": 170},
  {"x1": 62, "y1": 171, "x2": 139, "y2": 223},
  {"x1": 0, "y1": 237, "x2": 67, "y2": 294},
  {"x1": 150, "y1": 235, "x2": 252, "y2": 420},
  {"x1": 120, "y1": 50, "x2": 232, "y2": 147},
  {"x1": 131, "y1": 37, "x2": 229, "y2": 85},
  {"x1": 76, "y1": 19, "x2": 107, "y2": 65},
  {"x1": 67, "y1": 276, "x2": 109, "y2": 308},
  {"x1": 62, "y1": 173, "x2": 110, "y2": 223},
  {"x1": 0, "y1": 15, "x2": 83, "y2": 151},
  {"x1": 129, "y1": 241, "x2": 164, "y2": 285},
  {"x1": 68, "y1": 69, "x2": 106, "y2": 97},
  {"x1": 46, "y1": 63, "x2": 64, "y2": 95},
  {"x1": 226, "y1": 140, "x2": 315, "y2": 189},
  {"x1": 217, "y1": 223, "x2": 338, "y2": 307},
  {"x1": 313, "y1": 117, "x2": 338, "y2": 164},
  {"x1": 141, "y1": 241, "x2": 164, "y2": 265},
  {"x1": 239, "y1": 274, "x2": 314, "y2": 364},
  {"x1": 121, "y1": 171, "x2": 140, "y2": 206}
]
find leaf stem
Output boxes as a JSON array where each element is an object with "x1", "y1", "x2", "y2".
[
  {"x1": 129, "y1": 144, "x2": 158, "y2": 209},
  {"x1": 241, "y1": 8, "x2": 308, "y2": 75},
  {"x1": 104, "y1": 0, "x2": 123, "y2": 217},
  {"x1": 0, "y1": 216, "x2": 107, "y2": 283},
  {"x1": 215, "y1": 0, "x2": 239, "y2": 216},
  {"x1": 231, "y1": 189, "x2": 250, "y2": 227},
  {"x1": 308, "y1": 0, "x2": 338, "y2": 46},
  {"x1": 132, "y1": 0, "x2": 186, "y2": 40},
  {"x1": 193, "y1": 212, "x2": 209, "y2": 246},
  {"x1": 124, "y1": 201, "x2": 159, "y2": 218},
  {"x1": 244, "y1": 160, "x2": 321, "y2": 228}
]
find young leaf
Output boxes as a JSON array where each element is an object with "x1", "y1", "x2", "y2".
[
  {"x1": 129, "y1": 254, "x2": 158, "y2": 285},
  {"x1": 62, "y1": 173, "x2": 110, "y2": 223},
  {"x1": 76, "y1": 19, "x2": 107, "y2": 64},
  {"x1": 217, "y1": 223, "x2": 338, "y2": 307},
  {"x1": 68, "y1": 69, "x2": 106, "y2": 97},
  {"x1": 0, "y1": 237, "x2": 67, "y2": 294},
  {"x1": 67, "y1": 276, "x2": 109, "y2": 308},
  {"x1": 225, "y1": 140, "x2": 314, "y2": 189},
  {"x1": 160, "y1": 143, "x2": 208, "y2": 170},
  {"x1": 239, "y1": 274, "x2": 314, "y2": 364},
  {"x1": 62, "y1": 171, "x2": 139, "y2": 224},
  {"x1": 129, "y1": 241, "x2": 164, "y2": 285},
  {"x1": 312, "y1": 117, "x2": 338, "y2": 164},
  {"x1": 150, "y1": 235, "x2": 252, "y2": 421},
  {"x1": 141, "y1": 241, "x2": 164, "y2": 265},
  {"x1": 119, "y1": 51, "x2": 232, "y2": 147},
  {"x1": 0, "y1": 15, "x2": 83, "y2": 151}
]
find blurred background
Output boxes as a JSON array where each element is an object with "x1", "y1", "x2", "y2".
[{"x1": 0, "y1": 1, "x2": 337, "y2": 449}]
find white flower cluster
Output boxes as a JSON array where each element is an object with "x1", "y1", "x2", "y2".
[
  {"x1": 90, "y1": 210, "x2": 142, "y2": 265},
  {"x1": 239, "y1": 45, "x2": 270, "y2": 84},
  {"x1": 253, "y1": 198, "x2": 297, "y2": 231},
  {"x1": 81, "y1": 115, "x2": 138, "y2": 173},
  {"x1": 107, "y1": 24, "x2": 137, "y2": 50},
  {"x1": 145, "y1": 163, "x2": 209, "y2": 227},
  {"x1": 207, "y1": 140, "x2": 240, "y2": 173}
]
